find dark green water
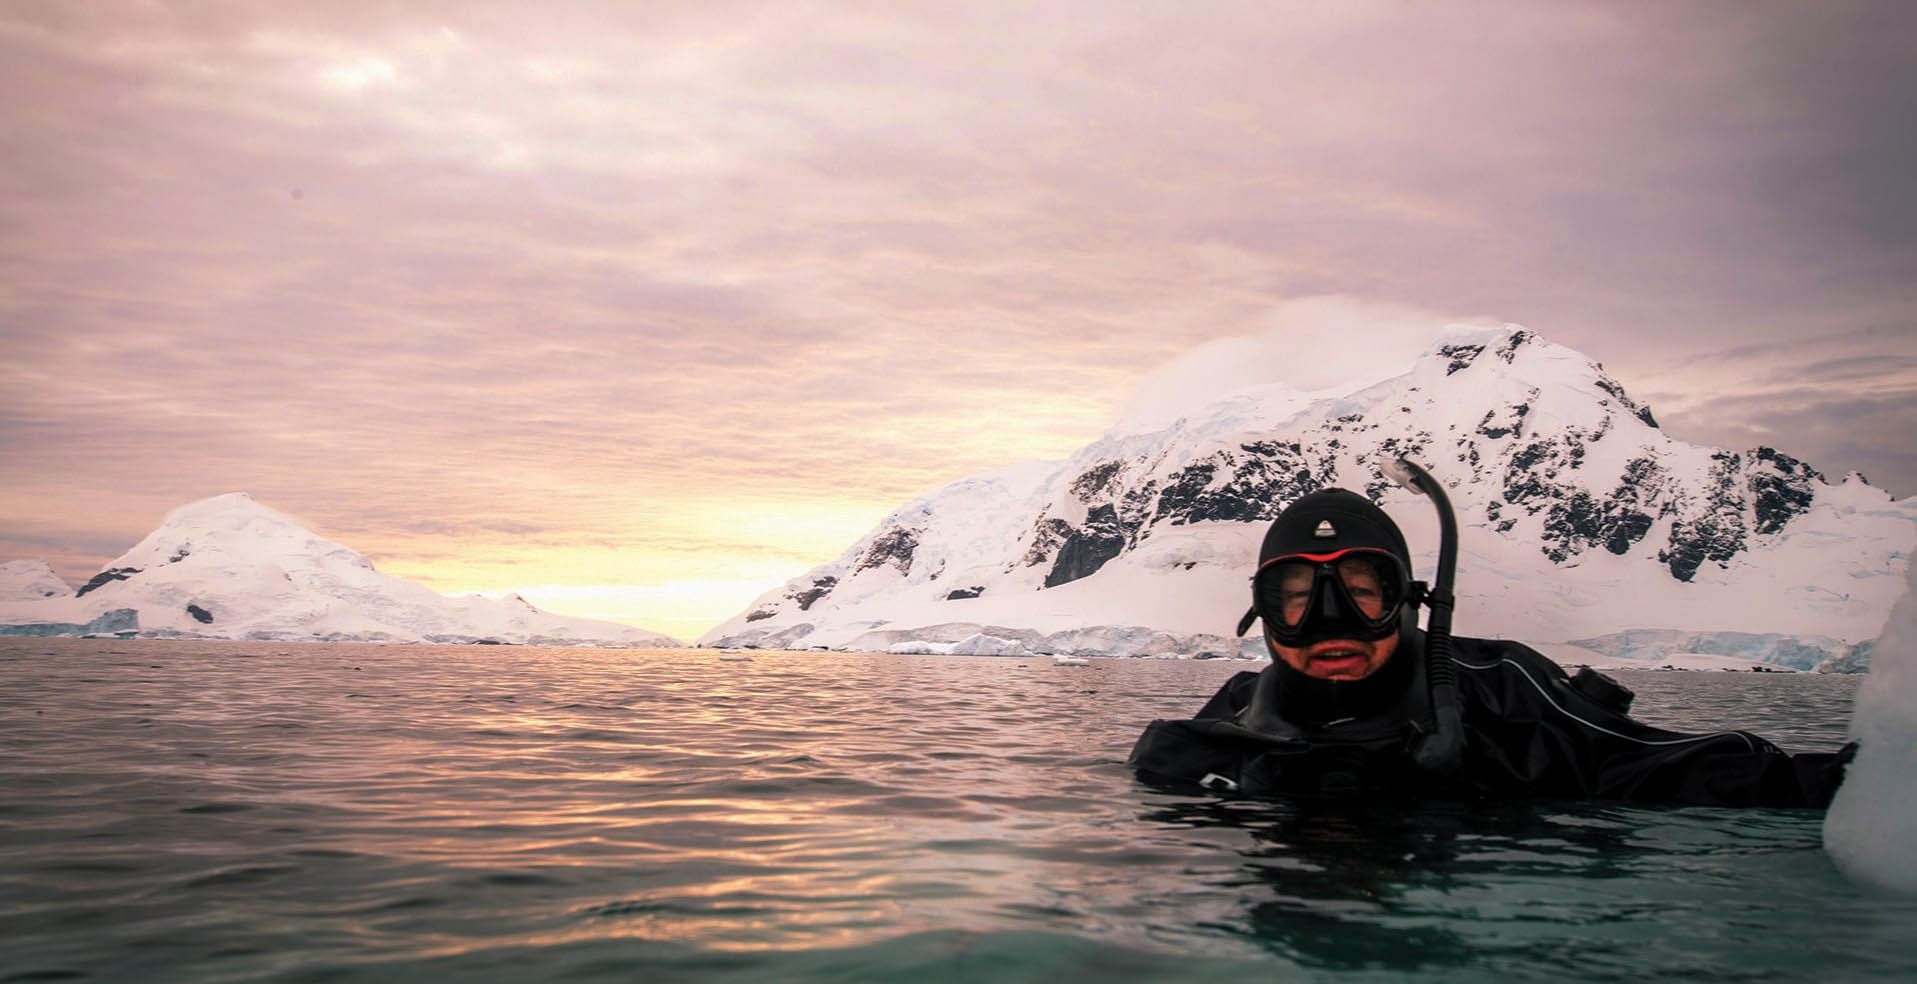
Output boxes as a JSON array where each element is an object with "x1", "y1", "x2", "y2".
[{"x1": 1, "y1": 639, "x2": 1910, "y2": 983}]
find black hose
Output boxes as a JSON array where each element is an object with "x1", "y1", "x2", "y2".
[{"x1": 1383, "y1": 458, "x2": 1465, "y2": 777}]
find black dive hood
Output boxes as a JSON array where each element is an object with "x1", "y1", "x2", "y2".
[{"x1": 1235, "y1": 459, "x2": 1465, "y2": 777}]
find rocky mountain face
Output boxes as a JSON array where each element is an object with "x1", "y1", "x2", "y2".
[
  {"x1": 0, "y1": 494, "x2": 683, "y2": 647},
  {"x1": 704, "y1": 327, "x2": 1914, "y2": 668}
]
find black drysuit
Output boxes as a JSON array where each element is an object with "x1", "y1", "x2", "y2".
[{"x1": 1128, "y1": 632, "x2": 1851, "y2": 807}]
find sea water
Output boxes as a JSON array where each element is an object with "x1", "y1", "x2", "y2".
[{"x1": 3, "y1": 638, "x2": 1913, "y2": 983}]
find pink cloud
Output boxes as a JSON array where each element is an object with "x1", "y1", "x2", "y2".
[{"x1": 3, "y1": 1, "x2": 1913, "y2": 634}]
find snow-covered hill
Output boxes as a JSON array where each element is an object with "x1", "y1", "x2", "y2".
[
  {"x1": 702, "y1": 326, "x2": 1915, "y2": 669},
  {"x1": 0, "y1": 493, "x2": 683, "y2": 647},
  {"x1": 0, "y1": 560, "x2": 74, "y2": 601}
]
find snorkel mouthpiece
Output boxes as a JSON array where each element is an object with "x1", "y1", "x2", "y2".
[{"x1": 1379, "y1": 457, "x2": 1421, "y2": 493}]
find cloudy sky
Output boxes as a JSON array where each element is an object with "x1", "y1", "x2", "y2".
[{"x1": 3, "y1": 1, "x2": 1913, "y2": 640}]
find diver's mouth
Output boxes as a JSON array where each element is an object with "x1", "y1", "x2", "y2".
[{"x1": 1308, "y1": 645, "x2": 1370, "y2": 670}]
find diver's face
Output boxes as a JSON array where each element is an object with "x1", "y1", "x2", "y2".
[{"x1": 1267, "y1": 562, "x2": 1399, "y2": 680}]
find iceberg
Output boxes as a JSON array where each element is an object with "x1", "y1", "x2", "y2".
[{"x1": 1824, "y1": 556, "x2": 1917, "y2": 893}]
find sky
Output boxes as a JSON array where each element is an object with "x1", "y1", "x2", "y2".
[{"x1": 2, "y1": 1, "x2": 1913, "y2": 641}]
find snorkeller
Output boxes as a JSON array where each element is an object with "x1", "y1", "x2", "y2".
[{"x1": 1128, "y1": 459, "x2": 1855, "y2": 807}]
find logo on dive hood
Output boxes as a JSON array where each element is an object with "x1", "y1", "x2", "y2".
[{"x1": 1314, "y1": 520, "x2": 1337, "y2": 538}]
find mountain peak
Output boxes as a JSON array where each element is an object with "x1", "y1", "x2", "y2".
[
  {"x1": 4, "y1": 494, "x2": 684, "y2": 647},
  {"x1": 705, "y1": 325, "x2": 1911, "y2": 661},
  {"x1": 110, "y1": 492, "x2": 352, "y2": 575},
  {"x1": 158, "y1": 491, "x2": 278, "y2": 526}
]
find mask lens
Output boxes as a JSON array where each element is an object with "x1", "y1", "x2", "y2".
[
  {"x1": 1256, "y1": 561, "x2": 1319, "y2": 627},
  {"x1": 1333, "y1": 554, "x2": 1398, "y2": 619}
]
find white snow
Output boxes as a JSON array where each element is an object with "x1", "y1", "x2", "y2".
[
  {"x1": 0, "y1": 493, "x2": 683, "y2": 648},
  {"x1": 0, "y1": 560, "x2": 73, "y2": 601},
  {"x1": 702, "y1": 323, "x2": 1915, "y2": 666},
  {"x1": 1825, "y1": 557, "x2": 1917, "y2": 893}
]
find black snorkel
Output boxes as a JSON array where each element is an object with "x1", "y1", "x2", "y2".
[{"x1": 1380, "y1": 457, "x2": 1465, "y2": 778}]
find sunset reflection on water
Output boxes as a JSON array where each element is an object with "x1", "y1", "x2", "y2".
[{"x1": 4, "y1": 638, "x2": 1908, "y2": 983}]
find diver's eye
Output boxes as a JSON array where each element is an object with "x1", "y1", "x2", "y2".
[{"x1": 1347, "y1": 585, "x2": 1385, "y2": 617}]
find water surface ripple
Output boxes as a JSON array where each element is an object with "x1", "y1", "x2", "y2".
[{"x1": 1, "y1": 639, "x2": 1909, "y2": 982}]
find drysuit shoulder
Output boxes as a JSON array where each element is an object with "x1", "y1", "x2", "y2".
[
  {"x1": 1125, "y1": 670, "x2": 1261, "y2": 791},
  {"x1": 1126, "y1": 719, "x2": 1249, "y2": 792},
  {"x1": 1193, "y1": 670, "x2": 1261, "y2": 719}
]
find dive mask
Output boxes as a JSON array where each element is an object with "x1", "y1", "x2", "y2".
[{"x1": 1252, "y1": 547, "x2": 1409, "y2": 646}]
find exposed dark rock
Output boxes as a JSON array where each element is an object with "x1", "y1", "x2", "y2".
[
  {"x1": 1044, "y1": 504, "x2": 1128, "y2": 587},
  {"x1": 1540, "y1": 491, "x2": 1653, "y2": 563},
  {"x1": 1119, "y1": 481, "x2": 1160, "y2": 531},
  {"x1": 854, "y1": 528, "x2": 920, "y2": 575},
  {"x1": 1749, "y1": 446, "x2": 1823, "y2": 535},
  {"x1": 1604, "y1": 512, "x2": 1656, "y2": 555},
  {"x1": 185, "y1": 604, "x2": 213, "y2": 624},
  {"x1": 1022, "y1": 517, "x2": 1075, "y2": 567},
  {"x1": 1503, "y1": 439, "x2": 1563, "y2": 512},
  {"x1": 1438, "y1": 343, "x2": 1485, "y2": 375},
  {"x1": 1594, "y1": 374, "x2": 1659, "y2": 428},
  {"x1": 167, "y1": 544, "x2": 192, "y2": 563},
  {"x1": 1562, "y1": 430, "x2": 1587, "y2": 470},
  {"x1": 1070, "y1": 461, "x2": 1124, "y2": 501},
  {"x1": 75, "y1": 567, "x2": 142, "y2": 598},
  {"x1": 789, "y1": 576, "x2": 838, "y2": 611},
  {"x1": 1534, "y1": 454, "x2": 1665, "y2": 563},
  {"x1": 1150, "y1": 461, "x2": 1218, "y2": 523},
  {"x1": 1241, "y1": 439, "x2": 1301, "y2": 457},
  {"x1": 1150, "y1": 443, "x2": 1329, "y2": 528},
  {"x1": 1659, "y1": 452, "x2": 1747, "y2": 581},
  {"x1": 744, "y1": 609, "x2": 778, "y2": 623},
  {"x1": 1603, "y1": 457, "x2": 1663, "y2": 554},
  {"x1": 1495, "y1": 329, "x2": 1533, "y2": 363},
  {"x1": 945, "y1": 585, "x2": 985, "y2": 600},
  {"x1": 1539, "y1": 494, "x2": 1597, "y2": 562},
  {"x1": 1476, "y1": 389, "x2": 1536, "y2": 441}
]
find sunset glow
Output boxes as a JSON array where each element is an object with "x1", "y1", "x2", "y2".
[{"x1": 2, "y1": 2, "x2": 1912, "y2": 640}]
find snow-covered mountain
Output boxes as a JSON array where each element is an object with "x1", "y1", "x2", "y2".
[
  {"x1": 0, "y1": 493, "x2": 683, "y2": 647},
  {"x1": 702, "y1": 326, "x2": 1915, "y2": 669},
  {"x1": 0, "y1": 560, "x2": 74, "y2": 601}
]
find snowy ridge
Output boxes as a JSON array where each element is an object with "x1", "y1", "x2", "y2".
[
  {"x1": 0, "y1": 493, "x2": 683, "y2": 647},
  {"x1": 703, "y1": 326, "x2": 1915, "y2": 668}
]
